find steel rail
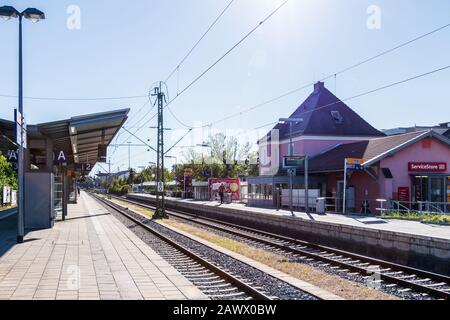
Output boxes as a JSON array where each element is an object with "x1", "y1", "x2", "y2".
[
  {"x1": 121, "y1": 194, "x2": 450, "y2": 300},
  {"x1": 90, "y1": 193, "x2": 273, "y2": 300}
]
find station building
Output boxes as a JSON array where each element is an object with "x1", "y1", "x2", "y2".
[
  {"x1": 0, "y1": 108, "x2": 129, "y2": 228},
  {"x1": 248, "y1": 82, "x2": 450, "y2": 212}
]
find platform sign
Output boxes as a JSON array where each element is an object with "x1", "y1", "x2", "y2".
[
  {"x1": 98, "y1": 145, "x2": 107, "y2": 163},
  {"x1": 343, "y1": 158, "x2": 365, "y2": 214},
  {"x1": 84, "y1": 163, "x2": 93, "y2": 173},
  {"x1": 287, "y1": 168, "x2": 296, "y2": 176},
  {"x1": 77, "y1": 163, "x2": 93, "y2": 174},
  {"x1": 14, "y1": 109, "x2": 27, "y2": 149},
  {"x1": 53, "y1": 150, "x2": 68, "y2": 165},
  {"x1": 202, "y1": 169, "x2": 212, "y2": 178},
  {"x1": 283, "y1": 155, "x2": 305, "y2": 168},
  {"x1": 2, "y1": 186, "x2": 11, "y2": 205},
  {"x1": 345, "y1": 158, "x2": 365, "y2": 171},
  {"x1": 6, "y1": 150, "x2": 18, "y2": 162}
]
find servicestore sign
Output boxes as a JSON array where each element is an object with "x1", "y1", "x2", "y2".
[{"x1": 408, "y1": 162, "x2": 447, "y2": 172}]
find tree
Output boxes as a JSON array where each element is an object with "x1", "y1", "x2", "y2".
[
  {"x1": 179, "y1": 133, "x2": 259, "y2": 180},
  {"x1": 0, "y1": 154, "x2": 18, "y2": 190},
  {"x1": 127, "y1": 168, "x2": 136, "y2": 185}
]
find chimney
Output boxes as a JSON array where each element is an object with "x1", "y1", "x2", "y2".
[{"x1": 313, "y1": 81, "x2": 325, "y2": 94}]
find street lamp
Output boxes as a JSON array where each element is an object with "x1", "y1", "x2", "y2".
[
  {"x1": 1, "y1": 5, "x2": 45, "y2": 244},
  {"x1": 165, "y1": 155, "x2": 178, "y2": 166},
  {"x1": 279, "y1": 118, "x2": 304, "y2": 215},
  {"x1": 197, "y1": 143, "x2": 213, "y2": 165}
]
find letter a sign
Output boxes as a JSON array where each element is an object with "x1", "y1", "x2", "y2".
[{"x1": 53, "y1": 150, "x2": 68, "y2": 165}]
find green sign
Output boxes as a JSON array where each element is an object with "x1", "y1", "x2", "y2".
[{"x1": 283, "y1": 156, "x2": 305, "y2": 167}]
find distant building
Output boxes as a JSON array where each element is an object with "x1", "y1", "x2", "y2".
[
  {"x1": 96, "y1": 170, "x2": 130, "y2": 185},
  {"x1": 258, "y1": 81, "x2": 385, "y2": 177},
  {"x1": 247, "y1": 82, "x2": 450, "y2": 212},
  {"x1": 382, "y1": 122, "x2": 450, "y2": 139}
]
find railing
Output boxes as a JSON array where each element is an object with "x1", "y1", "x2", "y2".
[{"x1": 378, "y1": 200, "x2": 450, "y2": 216}]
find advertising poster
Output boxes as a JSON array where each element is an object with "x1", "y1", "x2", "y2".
[{"x1": 208, "y1": 178, "x2": 240, "y2": 201}]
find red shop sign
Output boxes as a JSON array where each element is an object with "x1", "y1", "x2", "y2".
[
  {"x1": 397, "y1": 187, "x2": 409, "y2": 202},
  {"x1": 408, "y1": 162, "x2": 447, "y2": 172}
]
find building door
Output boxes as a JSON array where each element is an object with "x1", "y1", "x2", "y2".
[
  {"x1": 412, "y1": 176, "x2": 428, "y2": 202},
  {"x1": 336, "y1": 181, "x2": 344, "y2": 212},
  {"x1": 430, "y1": 177, "x2": 445, "y2": 203}
]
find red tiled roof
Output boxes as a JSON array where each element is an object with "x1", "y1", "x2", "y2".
[{"x1": 306, "y1": 131, "x2": 441, "y2": 172}]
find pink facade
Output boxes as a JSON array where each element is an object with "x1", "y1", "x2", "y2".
[
  {"x1": 324, "y1": 137, "x2": 450, "y2": 211},
  {"x1": 378, "y1": 137, "x2": 450, "y2": 201},
  {"x1": 260, "y1": 137, "x2": 368, "y2": 176}
]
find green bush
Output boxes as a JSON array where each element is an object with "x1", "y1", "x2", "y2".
[
  {"x1": 108, "y1": 179, "x2": 130, "y2": 196},
  {"x1": 0, "y1": 154, "x2": 17, "y2": 190}
]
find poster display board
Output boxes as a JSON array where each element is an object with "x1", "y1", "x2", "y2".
[{"x1": 208, "y1": 178, "x2": 240, "y2": 201}]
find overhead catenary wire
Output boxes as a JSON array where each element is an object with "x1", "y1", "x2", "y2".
[
  {"x1": 250, "y1": 65, "x2": 450, "y2": 135},
  {"x1": 110, "y1": 100, "x2": 157, "y2": 158},
  {"x1": 1, "y1": 22, "x2": 446, "y2": 104},
  {"x1": 0, "y1": 93, "x2": 147, "y2": 101},
  {"x1": 113, "y1": 65, "x2": 450, "y2": 167},
  {"x1": 165, "y1": 22, "x2": 450, "y2": 130},
  {"x1": 165, "y1": 0, "x2": 236, "y2": 83},
  {"x1": 255, "y1": 65, "x2": 450, "y2": 133},
  {"x1": 163, "y1": 0, "x2": 290, "y2": 128},
  {"x1": 110, "y1": 99, "x2": 150, "y2": 148}
]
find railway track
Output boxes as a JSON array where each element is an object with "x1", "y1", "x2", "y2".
[
  {"x1": 120, "y1": 194, "x2": 450, "y2": 300},
  {"x1": 91, "y1": 193, "x2": 317, "y2": 301}
]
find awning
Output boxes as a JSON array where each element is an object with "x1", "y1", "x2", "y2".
[{"x1": 37, "y1": 108, "x2": 129, "y2": 166}]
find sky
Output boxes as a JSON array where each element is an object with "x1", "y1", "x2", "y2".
[{"x1": 0, "y1": 0, "x2": 449, "y2": 174}]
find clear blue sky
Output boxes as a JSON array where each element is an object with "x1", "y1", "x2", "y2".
[{"x1": 1, "y1": 0, "x2": 449, "y2": 173}]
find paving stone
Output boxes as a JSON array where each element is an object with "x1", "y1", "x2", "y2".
[{"x1": 0, "y1": 192, "x2": 206, "y2": 300}]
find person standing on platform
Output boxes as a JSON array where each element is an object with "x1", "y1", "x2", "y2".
[{"x1": 219, "y1": 183, "x2": 225, "y2": 204}]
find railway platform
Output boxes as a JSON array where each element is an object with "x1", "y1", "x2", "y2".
[
  {"x1": 129, "y1": 193, "x2": 450, "y2": 240},
  {"x1": 0, "y1": 192, "x2": 207, "y2": 300}
]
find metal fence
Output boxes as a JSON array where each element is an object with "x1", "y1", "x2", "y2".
[{"x1": 379, "y1": 200, "x2": 450, "y2": 216}]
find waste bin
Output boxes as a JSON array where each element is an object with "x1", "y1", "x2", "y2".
[
  {"x1": 316, "y1": 197, "x2": 326, "y2": 214},
  {"x1": 224, "y1": 193, "x2": 232, "y2": 204},
  {"x1": 181, "y1": 191, "x2": 190, "y2": 199}
]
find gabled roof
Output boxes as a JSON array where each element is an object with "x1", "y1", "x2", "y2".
[
  {"x1": 306, "y1": 130, "x2": 450, "y2": 172},
  {"x1": 266, "y1": 82, "x2": 385, "y2": 142}
]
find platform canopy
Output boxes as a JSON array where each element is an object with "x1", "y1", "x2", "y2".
[
  {"x1": 0, "y1": 119, "x2": 16, "y2": 154},
  {"x1": 37, "y1": 108, "x2": 129, "y2": 166}
]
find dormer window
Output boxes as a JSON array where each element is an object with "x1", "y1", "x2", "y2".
[{"x1": 331, "y1": 110, "x2": 343, "y2": 124}]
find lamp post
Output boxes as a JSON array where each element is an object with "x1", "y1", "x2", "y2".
[
  {"x1": 1, "y1": 6, "x2": 45, "y2": 244},
  {"x1": 138, "y1": 166, "x2": 146, "y2": 192},
  {"x1": 279, "y1": 118, "x2": 303, "y2": 215},
  {"x1": 165, "y1": 155, "x2": 178, "y2": 166},
  {"x1": 148, "y1": 162, "x2": 156, "y2": 193},
  {"x1": 127, "y1": 141, "x2": 132, "y2": 170}
]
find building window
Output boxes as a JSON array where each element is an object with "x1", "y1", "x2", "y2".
[
  {"x1": 330, "y1": 110, "x2": 343, "y2": 124},
  {"x1": 249, "y1": 184, "x2": 273, "y2": 201}
]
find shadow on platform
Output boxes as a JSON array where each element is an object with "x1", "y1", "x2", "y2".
[{"x1": 65, "y1": 212, "x2": 110, "y2": 221}]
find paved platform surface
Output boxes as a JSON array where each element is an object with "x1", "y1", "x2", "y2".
[
  {"x1": 0, "y1": 192, "x2": 207, "y2": 300},
  {"x1": 130, "y1": 194, "x2": 450, "y2": 241}
]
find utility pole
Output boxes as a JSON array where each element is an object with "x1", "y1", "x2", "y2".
[
  {"x1": 279, "y1": 118, "x2": 303, "y2": 216},
  {"x1": 127, "y1": 141, "x2": 131, "y2": 170},
  {"x1": 152, "y1": 82, "x2": 168, "y2": 219}
]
